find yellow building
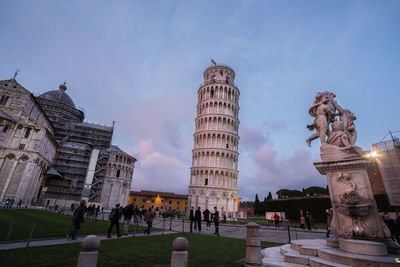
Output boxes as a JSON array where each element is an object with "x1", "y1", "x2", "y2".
[{"x1": 128, "y1": 190, "x2": 188, "y2": 214}]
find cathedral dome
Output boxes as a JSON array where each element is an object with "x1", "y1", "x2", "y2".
[{"x1": 38, "y1": 82, "x2": 76, "y2": 108}]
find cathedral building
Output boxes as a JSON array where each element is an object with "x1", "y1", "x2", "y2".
[
  {"x1": 188, "y1": 64, "x2": 240, "y2": 218},
  {"x1": 0, "y1": 75, "x2": 136, "y2": 209}
]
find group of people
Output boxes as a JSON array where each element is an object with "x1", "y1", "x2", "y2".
[
  {"x1": 382, "y1": 212, "x2": 400, "y2": 243},
  {"x1": 3, "y1": 198, "x2": 23, "y2": 208},
  {"x1": 66, "y1": 201, "x2": 156, "y2": 241},
  {"x1": 189, "y1": 206, "x2": 220, "y2": 236},
  {"x1": 300, "y1": 211, "x2": 313, "y2": 230}
]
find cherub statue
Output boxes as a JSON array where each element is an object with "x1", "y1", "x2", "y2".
[{"x1": 306, "y1": 92, "x2": 337, "y2": 147}]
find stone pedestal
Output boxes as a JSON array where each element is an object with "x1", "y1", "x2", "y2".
[
  {"x1": 245, "y1": 222, "x2": 263, "y2": 267},
  {"x1": 77, "y1": 235, "x2": 100, "y2": 267},
  {"x1": 170, "y1": 237, "x2": 188, "y2": 267},
  {"x1": 314, "y1": 149, "x2": 396, "y2": 253}
]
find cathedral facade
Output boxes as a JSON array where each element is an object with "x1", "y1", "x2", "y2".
[{"x1": 0, "y1": 76, "x2": 136, "y2": 209}]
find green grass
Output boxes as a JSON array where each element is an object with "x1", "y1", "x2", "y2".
[
  {"x1": 0, "y1": 209, "x2": 148, "y2": 241},
  {"x1": 0, "y1": 233, "x2": 282, "y2": 267}
]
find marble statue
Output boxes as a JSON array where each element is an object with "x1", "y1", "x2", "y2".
[
  {"x1": 306, "y1": 91, "x2": 357, "y2": 148},
  {"x1": 308, "y1": 91, "x2": 399, "y2": 254}
]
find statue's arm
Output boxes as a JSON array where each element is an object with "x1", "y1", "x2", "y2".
[{"x1": 332, "y1": 100, "x2": 344, "y2": 114}]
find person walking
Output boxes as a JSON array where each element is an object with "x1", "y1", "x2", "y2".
[
  {"x1": 326, "y1": 209, "x2": 333, "y2": 238},
  {"x1": 123, "y1": 203, "x2": 134, "y2": 235},
  {"x1": 9, "y1": 198, "x2": 15, "y2": 208},
  {"x1": 195, "y1": 206, "x2": 202, "y2": 233},
  {"x1": 67, "y1": 200, "x2": 87, "y2": 240},
  {"x1": 213, "y1": 206, "x2": 220, "y2": 236},
  {"x1": 305, "y1": 212, "x2": 312, "y2": 230},
  {"x1": 189, "y1": 207, "x2": 195, "y2": 233},
  {"x1": 16, "y1": 199, "x2": 22, "y2": 208},
  {"x1": 144, "y1": 208, "x2": 154, "y2": 235},
  {"x1": 95, "y1": 205, "x2": 100, "y2": 218},
  {"x1": 203, "y1": 209, "x2": 211, "y2": 229},
  {"x1": 107, "y1": 204, "x2": 122, "y2": 238}
]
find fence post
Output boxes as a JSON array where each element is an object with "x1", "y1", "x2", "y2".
[
  {"x1": 170, "y1": 237, "x2": 188, "y2": 267},
  {"x1": 6, "y1": 216, "x2": 15, "y2": 241},
  {"x1": 162, "y1": 218, "x2": 165, "y2": 235},
  {"x1": 170, "y1": 218, "x2": 172, "y2": 231},
  {"x1": 182, "y1": 219, "x2": 184, "y2": 233},
  {"x1": 244, "y1": 222, "x2": 262, "y2": 267},
  {"x1": 26, "y1": 221, "x2": 37, "y2": 248},
  {"x1": 77, "y1": 235, "x2": 100, "y2": 267}
]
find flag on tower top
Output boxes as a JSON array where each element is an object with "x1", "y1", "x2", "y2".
[{"x1": 211, "y1": 58, "x2": 216, "y2": 66}]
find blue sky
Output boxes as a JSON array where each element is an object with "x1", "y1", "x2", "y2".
[{"x1": 1, "y1": 1, "x2": 399, "y2": 200}]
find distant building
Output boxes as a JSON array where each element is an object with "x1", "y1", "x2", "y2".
[
  {"x1": 0, "y1": 76, "x2": 136, "y2": 209},
  {"x1": 128, "y1": 190, "x2": 188, "y2": 213}
]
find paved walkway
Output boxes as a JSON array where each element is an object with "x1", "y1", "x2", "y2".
[{"x1": 0, "y1": 231, "x2": 176, "y2": 250}]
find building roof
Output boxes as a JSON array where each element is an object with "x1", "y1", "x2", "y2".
[
  {"x1": 109, "y1": 145, "x2": 136, "y2": 161},
  {"x1": 0, "y1": 110, "x2": 16, "y2": 123},
  {"x1": 130, "y1": 190, "x2": 188, "y2": 199},
  {"x1": 70, "y1": 121, "x2": 113, "y2": 131},
  {"x1": 37, "y1": 83, "x2": 76, "y2": 108}
]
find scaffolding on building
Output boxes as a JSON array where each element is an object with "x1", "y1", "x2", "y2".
[{"x1": 373, "y1": 131, "x2": 400, "y2": 206}]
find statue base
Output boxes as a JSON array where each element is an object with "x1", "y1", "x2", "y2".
[{"x1": 314, "y1": 146, "x2": 398, "y2": 253}]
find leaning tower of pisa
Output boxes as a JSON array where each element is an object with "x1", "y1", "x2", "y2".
[{"x1": 188, "y1": 64, "x2": 240, "y2": 218}]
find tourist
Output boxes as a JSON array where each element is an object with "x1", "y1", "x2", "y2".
[
  {"x1": 300, "y1": 214, "x2": 306, "y2": 229},
  {"x1": 395, "y1": 212, "x2": 400, "y2": 243},
  {"x1": 16, "y1": 199, "x2": 22, "y2": 208},
  {"x1": 123, "y1": 203, "x2": 134, "y2": 235},
  {"x1": 95, "y1": 205, "x2": 100, "y2": 218},
  {"x1": 326, "y1": 209, "x2": 333, "y2": 238},
  {"x1": 213, "y1": 206, "x2": 220, "y2": 236},
  {"x1": 203, "y1": 209, "x2": 211, "y2": 229},
  {"x1": 305, "y1": 212, "x2": 312, "y2": 230},
  {"x1": 189, "y1": 207, "x2": 195, "y2": 233},
  {"x1": 67, "y1": 200, "x2": 87, "y2": 241},
  {"x1": 70, "y1": 203, "x2": 75, "y2": 212},
  {"x1": 274, "y1": 213, "x2": 280, "y2": 228},
  {"x1": 9, "y1": 198, "x2": 15, "y2": 208},
  {"x1": 3, "y1": 198, "x2": 10, "y2": 208},
  {"x1": 144, "y1": 208, "x2": 155, "y2": 235},
  {"x1": 107, "y1": 203, "x2": 122, "y2": 238},
  {"x1": 195, "y1": 206, "x2": 202, "y2": 233},
  {"x1": 133, "y1": 205, "x2": 140, "y2": 224},
  {"x1": 383, "y1": 212, "x2": 396, "y2": 242}
]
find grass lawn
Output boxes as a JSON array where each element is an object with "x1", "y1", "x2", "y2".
[
  {"x1": 0, "y1": 209, "x2": 148, "y2": 241},
  {"x1": 0, "y1": 233, "x2": 282, "y2": 267}
]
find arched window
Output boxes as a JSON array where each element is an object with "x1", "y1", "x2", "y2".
[
  {"x1": 3, "y1": 124, "x2": 9, "y2": 133},
  {"x1": 205, "y1": 178, "x2": 208, "y2": 185},
  {"x1": 211, "y1": 89, "x2": 214, "y2": 98}
]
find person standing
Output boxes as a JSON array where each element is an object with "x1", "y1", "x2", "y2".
[
  {"x1": 95, "y1": 205, "x2": 100, "y2": 218},
  {"x1": 213, "y1": 206, "x2": 220, "y2": 236},
  {"x1": 67, "y1": 200, "x2": 87, "y2": 240},
  {"x1": 195, "y1": 207, "x2": 202, "y2": 233},
  {"x1": 189, "y1": 207, "x2": 195, "y2": 233},
  {"x1": 305, "y1": 212, "x2": 312, "y2": 230},
  {"x1": 203, "y1": 209, "x2": 211, "y2": 229},
  {"x1": 123, "y1": 203, "x2": 134, "y2": 235},
  {"x1": 9, "y1": 198, "x2": 15, "y2": 208},
  {"x1": 107, "y1": 204, "x2": 122, "y2": 238},
  {"x1": 144, "y1": 208, "x2": 154, "y2": 235},
  {"x1": 326, "y1": 209, "x2": 333, "y2": 238},
  {"x1": 274, "y1": 213, "x2": 280, "y2": 228},
  {"x1": 16, "y1": 199, "x2": 22, "y2": 208}
]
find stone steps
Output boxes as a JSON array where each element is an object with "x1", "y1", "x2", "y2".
[{"x1": 262, "y1": 239, "x2": 399, "y2": 267}]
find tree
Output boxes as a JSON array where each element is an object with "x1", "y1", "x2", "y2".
[
  {"x1": 303, "y1": 186, "x2": 328, "y2": 196},
  {"x1": 267, "y1": 191, "x2": 273, "y2": 200},
  {"x1": 254, "y1": 194, "x2": 261, "y2": 215},
  {"x1": 263, "y1": 197, "x2": 267, "y2": 214}
]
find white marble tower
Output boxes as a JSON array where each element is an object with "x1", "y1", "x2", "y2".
[{"x1": 188, "y1": 64, "x2": 240, "y2": 218}]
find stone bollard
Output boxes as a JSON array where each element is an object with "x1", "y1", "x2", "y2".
[
  {"x1": 77, "y1": 235, "x2": 100, "y2": 267},
  {"x1": 170, "y1": 237, "x2": 188, "y2": 267},
  {"x1": 244, "y1": 222, "x2": 263, "y2": 267}
]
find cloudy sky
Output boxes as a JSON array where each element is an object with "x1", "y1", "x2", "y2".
[{"x1": 1, "y1": 1, "x2": 399, "y2": 200}]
